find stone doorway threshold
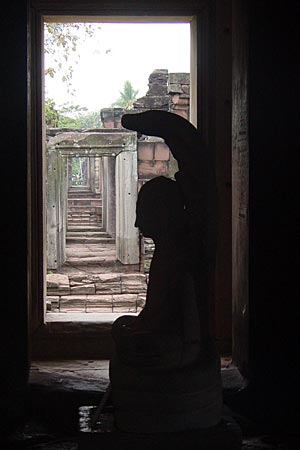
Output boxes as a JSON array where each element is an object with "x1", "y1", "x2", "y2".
[{"x1": 29, "y1": 357, "x2": 238, "y2": 396}]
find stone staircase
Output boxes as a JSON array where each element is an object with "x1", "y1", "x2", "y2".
[
  {"x1": 46, "y1": 186, "x2": 145, "y2": 314},
  {"x1": 67, "y1": 187, "x2": 114, "y2": 245}
]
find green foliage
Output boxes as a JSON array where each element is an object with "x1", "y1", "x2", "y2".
[
  {"x1": 44, "y1": 22, "x2": 100, "y2": 93},
  {"x1": 71, "y1": 157, "x2": 84, "y2": 185},
  {"x1": 45, "y1": 98, "x2": 59, "y2": 127},
  {"x1": 112, "y1": 80, "x2": 139, "y2": 110},
  {"x1": 77, "y1": 110, "x2": 103, "y2": 129},
  {"x1": 44, "y1": 98, "x2": 102, "y2": 129}
]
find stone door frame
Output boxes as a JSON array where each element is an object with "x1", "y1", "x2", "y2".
[{"x1": 46, "y1": 130, "x2": 139, "y2": 270}]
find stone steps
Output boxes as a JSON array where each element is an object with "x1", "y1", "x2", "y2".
[
  {"x1": 68, "y1": 216, "x2": 101, "y2": 221},
  {"x1": 68, "y1": 205, "x2": 102, "y2": 211},
  {"x1": 67, "y1": 222, "x2": 102, "y2": 228},
  {"x1": 67, "y1": 189, "x2": 103, "y2": 232},
  {"x1": 46, "y1": 292, "x2": 146, "y2": 313},
  {"x1": 67, "y1": 231, "x2": 111, "y2": 239},
  {"x1": 67, "y1": 215, "x2": 101, "y2": 222},
  {"x1": 68, "y1": 198, "x2": 102, "y2": 206},
  {"x1": 46, "y1": 272, "x2": 147, "y2": 313},
  {"x1": 68, "y1": 189, "x2": 101, "y2": 198},
  {"x1": 66, "y1": 236, "x2": 114, "y2": 244},
  {"x1": 66, "y1": 227, "x2": 113, "y2": 244},
  {"x1": 68, "y1": 225, "x2": 105, "y2": 232},
  {"x1": 67, "y1": 213, "x2": 102, "y2": 227}
]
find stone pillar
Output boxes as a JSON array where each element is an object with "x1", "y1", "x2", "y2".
[
  {"x1": 82, "y1": 157, "x2": 89, "y2": 186},
  {"x1": 116, "y1": 150, "x2": 139, "y2": 265},
  {"x1": 46, "y1": 148, "x2": 67, "y2": 270},
  {"x1": 101, "y1": 157, "x2": 108, "y2": 231},
  {"x1": 102, "y1": 156, "x2": 116, "y2": 238},
  {"x1": 89, "y1": 156, "x2": 96, "y2": 194},
  {"x1": 94, "y1": 157, "x2": 102, "y2": 194},
  {"x1": 67, "y1": 158, "x2": 72, "y2": 188}
]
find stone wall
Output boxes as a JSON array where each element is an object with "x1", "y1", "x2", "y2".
[
  {"x1": 168, "y1": 72, "x2": 190, "y2": 121},
  {"x1": 46, "y1": 272, "x2": 147, "y2": 313}
]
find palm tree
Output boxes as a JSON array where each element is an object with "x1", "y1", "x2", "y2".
[{"x1": 112, "y1": 80, "x2": 139, "y2": 110}]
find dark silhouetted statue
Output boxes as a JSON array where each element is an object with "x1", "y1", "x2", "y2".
[{"x1": 109, "y1": 110, "x2": 222, "y2": 433}]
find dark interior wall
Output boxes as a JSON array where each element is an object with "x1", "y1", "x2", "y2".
[
  {"x1": 0, "y1": 0, "x2": 29, "y2": 432},
  {"x1": 246, "y1": 0, "x2": 299, "y2": 424},
  {"x1": 232, "y1": 0, "x2": 249, "y2": 374}
]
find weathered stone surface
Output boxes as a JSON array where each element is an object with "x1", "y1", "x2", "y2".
[
  {"x1": 138, "y1": 160, "x2": 168, "y2": 178},
  {"x1": 147, "y1": 83, "x2": 167, "y2": 96},
  {"x1": 112, "y1": 294, "x2": 138, "y2": 313},
  {"x1": 138, "y1": 142, "x2": 154, "y2": 161},
  {"x1": 121, "y1": 273, "x2": 147, "y2": 294},
  {"x1": 168, "y1": 84, "x2": 184, "y2": 94},
  {"x1": 60, "y1": 295, "x2": 86, "y2": 312},
  {"x1": 137, "y1": 293, "x2": 146, "y2": 312},
  {"x1": 95, "y1": 273, "x2": 122, "y2": 294},
  {"x1": 168, "y1": 72, "x2": 190, "y2": 85},
  {"x1": 86, "y1": 294, "x2": 113, "y2": 313},
  {"x1": 149, "y1": 69, "x2": 168, "y2": 83},
  {"x1": 134, "y1": 95, "x2": 169, "y2": 110},
  {"x1": 70, "y1": 283, "x2": 96, "y2": 295},
  {"x1": 46, "y1": 274, "x2": 70, "y2": 295},
  {"x1": 181, "y1": 84, "x2": 190, "y2": 94},
  {"x1": 66, "y1": 256, "x2": 106, "y2": 265},
  {"x1": 46, "y1": 296, "x2": 59, "y2": 312},
  {"x1": 69, "y1": 273, "x2": 95, "y2": 283},
  {"x1": 154, "y1": 143, "x2": 170, "y2": 161}
]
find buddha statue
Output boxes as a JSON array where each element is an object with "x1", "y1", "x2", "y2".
[{"x1": 109, "y1": 110, "x2": 222, "y2": 433}]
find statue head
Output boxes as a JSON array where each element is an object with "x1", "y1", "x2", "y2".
[{"x1": 135, "y1": 176, "x2": 186, "y2": 240}]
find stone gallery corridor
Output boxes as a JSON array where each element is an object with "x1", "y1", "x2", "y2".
[{"x1": 46, "y1": 157, "x2": 147, "y2": 315}]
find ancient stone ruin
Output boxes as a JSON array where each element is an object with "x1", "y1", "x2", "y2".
[{"x1": 46, "y1": 69, "x2": 190, "y2": 314}]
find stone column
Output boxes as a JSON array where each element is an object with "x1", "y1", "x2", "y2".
[
  {"x1": 115, "y1": 150, "x2": 139, "y2": 265},
  {"x1": 102, "y1": 156, "x2": 116, "y2": 238},
  {"x1": 89, "y1": 156, "x2": 96, "y2": 194},
  {"x1": 46, "y1": 148, "x2": 67, "y2": 270},
  {"x1": 101, "y1": 157, "x2": 108, "y2": 231},
  {"x1": 94, "y1": 157, "x2": 101, "y2": 194}
]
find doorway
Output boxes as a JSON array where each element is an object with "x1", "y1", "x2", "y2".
[
  {"x1": 29, "y1": 6, "x2": 237, "y2": 362},
  {"x1": 43, "y1": 19, "x2": 192, "y2": 321}
]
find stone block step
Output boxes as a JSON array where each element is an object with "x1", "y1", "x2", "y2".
[
  {"x1": 68, "y1": 198, "x2": 102, "y2": 206},
  {"x1": 68, "y1": 226, "x2": 105, "y2": 232},
  {"x1": 68, "y1": 212, "x2": 100, "y2": 216},
  {"x1": 68, "y1": 213, "x2": 99, "y2": 220},
  {"x1": 68, "y1": 189, "x2": 101, "y2": 197},
  {"x1": 68, "y1": 218, "x2": 102, "y2": 222},
  {"x1": 68, "y1": 204, "x2": 102, "y2": 210},
  {"x1": 67, "y1": 224, "x2": 101, "y2": 228},
  {"x1": 66, "y1": 236, "x2": 115, "y2": 244},
  {"x1": 67, "y1": 231, "x2": 111, "y2": 238},
  {"x1": 68, "y1": 224, "x2": 102, "y2": 228},
  {"x1": 46, "y1": 292, "x2": 146, "y2": 313}
]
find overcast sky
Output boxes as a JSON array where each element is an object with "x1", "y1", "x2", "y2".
[{"x1": 44, "y1": 22, "x2": 190, "y2": 112}]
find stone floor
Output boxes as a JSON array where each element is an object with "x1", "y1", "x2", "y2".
[
  {"x1": 46, "y1": 242, "x2": 146, "y2": 314},
  {"x1": 3, "y1": 359, "x2": 298, "y2": 449}
]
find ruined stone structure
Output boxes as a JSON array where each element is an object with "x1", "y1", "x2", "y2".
[{"x1": 46, "y1": 69, "x2": 190, "y2": 313}]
